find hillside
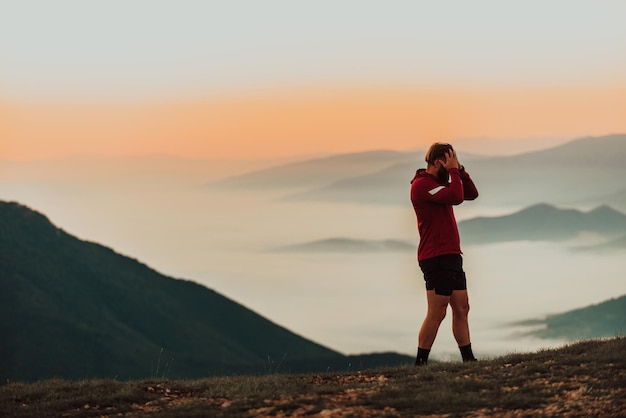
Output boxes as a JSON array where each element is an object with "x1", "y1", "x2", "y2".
[
  {"x1": 1, "y1": 338, "x2": 624, "y2": 417},
  {"x1": 517, "y1": 295, "x2": 626, "y2": 340},
  {"x1": 272, "y1": 238, "x2": 415, "y2": 253},
  {"x1": 458, "y1": 203, "x2": 626, "y2": 244},
  {"x1": 0, "y1": 201, "x2": 410, "y2": 381}
]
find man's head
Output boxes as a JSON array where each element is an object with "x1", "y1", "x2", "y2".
[{"x1": 425, "y1": 142, "x2": 454, "y2": 183}]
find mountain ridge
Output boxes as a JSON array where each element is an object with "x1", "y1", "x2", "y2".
[
  {"x1": 209, "y1": 149, "x2": 419, "y2": 190},
  {"x1": 268, "y1": 203, "x2": 626, "y2": 251},
  {"x1": 218, "y1": 134, "x2": 626, "y2": 209}
]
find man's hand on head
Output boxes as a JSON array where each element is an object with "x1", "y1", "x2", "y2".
[{"x1": 442, "y1": 150, "x2": 460, "y2": 170}]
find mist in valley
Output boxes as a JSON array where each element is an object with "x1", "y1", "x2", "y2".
[{"x1": 1, "y1": 136, "x2": 625, "y2": 361}]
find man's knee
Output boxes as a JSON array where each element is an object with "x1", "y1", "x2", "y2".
[
  {"x1": 451, "y1": 290, "x2": 470, "y2": 315},
  {"x1": 452, "y1": 301, "x2": 470, "y2": 317}
]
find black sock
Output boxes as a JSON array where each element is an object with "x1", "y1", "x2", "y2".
[
  {"x1": 415, "y1": 347, "x2": 430, "y2": 365},
  {"x1": 459, "y1": 343, "x2": 477, "y2": 362}
]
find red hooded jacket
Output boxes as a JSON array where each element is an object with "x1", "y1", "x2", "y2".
[{"x1": 410, "y1": 167, "x2": 479, "y2": 261}]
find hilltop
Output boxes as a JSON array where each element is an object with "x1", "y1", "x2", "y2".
[{"x1": 1, "y1": 338, "x2": 624, "y2": 417}]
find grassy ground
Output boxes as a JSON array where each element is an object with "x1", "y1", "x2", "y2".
[{"x1": 2, "y1": 337, "x2": 625, "y2": 417}]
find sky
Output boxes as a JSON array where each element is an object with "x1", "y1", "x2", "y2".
[
  {"x1": 1, "y1": 1, "x2": 625, "y2": 357},
  {"x1": 2, "y1": 0, "x2": 626, "y2": 160}
]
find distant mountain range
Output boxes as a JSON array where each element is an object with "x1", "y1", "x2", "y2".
[
  {"x1": 458, "y1": 203, "x2": 626, "y2": 245},
  {"x1": 269, "y1": 204, "x2": 626, "y2": 251},
  {"x1": 209, "y1": 149, "x2": 419, "y2": 190},
  {"x1": 0, "y1": 201, "x2": 411, "y2": 381},
  {"x1": 515, "y1": 295, "x2": 626, "y2": 340},
  {"x1": 272, "y1": 238, "x2": 415, "y2": 253},
  {"x1": 212, "y1": 134, "x2": 626, "y2": 210}
]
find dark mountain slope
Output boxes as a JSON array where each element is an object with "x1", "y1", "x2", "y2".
[
  {"x1": 517, "y1": 294, "x2": 626, "y2": 340},
  {"x1": 0, "y1": 201, "x2": 346, "y2": 381}
]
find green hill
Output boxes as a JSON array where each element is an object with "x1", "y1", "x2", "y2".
[
  {"x1": 0, "y1": 201, "x2": 410, "y2": 381},
  {"x1": 517, "y1": 295, "x2": 626, "y2": 340}
]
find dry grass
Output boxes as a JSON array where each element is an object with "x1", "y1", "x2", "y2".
[{"x1": 2, "y1": 337, "x2": 625, "y2": 417}]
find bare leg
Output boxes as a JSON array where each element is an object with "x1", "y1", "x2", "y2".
[
  {"x1": 450, "y1": 290, "x2": 471, "y2": 347},
  {"x1": 418, "y1": 290, "x2": 450, "y2": 349}
]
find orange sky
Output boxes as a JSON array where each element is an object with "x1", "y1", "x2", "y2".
[{"x1": 2, "y1": 85, "x2": 625, "y2": 161}]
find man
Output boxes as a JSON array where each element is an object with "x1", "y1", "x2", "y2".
[{"x1": 410, "y1": 143, "x2": 479, "y2": 365}]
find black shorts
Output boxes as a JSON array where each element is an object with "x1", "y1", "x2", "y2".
[{"x1": 418, "y1": 254, "x2": 467, "y2": 296}]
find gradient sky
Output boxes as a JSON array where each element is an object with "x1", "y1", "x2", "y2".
[{"x1": 2, "y1": 1, "x2": 625, "y2": 160}]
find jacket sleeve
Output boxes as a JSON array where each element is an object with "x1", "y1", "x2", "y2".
[
  {"x1": 459, "y1": 168, "x2": 479, "y2": 201},
  {"x1": 415, "y1": 168, "x2": 465, "y2": 205}
]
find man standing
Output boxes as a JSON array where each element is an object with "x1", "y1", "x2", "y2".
[{"x1": 410, "y1": 143, "x2": 479, "y2": 365}]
